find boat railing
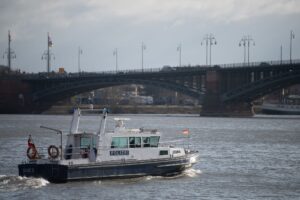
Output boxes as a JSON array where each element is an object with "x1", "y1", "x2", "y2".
[
  {"x1": 64, "y1": 146, "x2": 98, "y2": 159},
  {"x1": 25, "y1": 145, "x2": 93, "y2": 160},
  {"x1": 31, "y1": 146, "x2": 48, "y2": 159},
  {"x1": 159, "y1": 140, "x2": 185, "y2": 147},
  {"x1": 159, "y1": 140, "x2": 198, "y2": 149},
  {"x1": 24, "y1": 141, "x2": 197, "y2": 162},
  {"x1": 24, "y1": 146, "x2": 61, "y2": 160}
]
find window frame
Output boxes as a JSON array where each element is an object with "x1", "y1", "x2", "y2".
[{"x1": 111, "y1": 137, "x2": 129, "y2": 149}]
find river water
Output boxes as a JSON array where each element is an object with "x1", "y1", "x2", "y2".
[{"x1": 0, "y1": 114, "x2": 299, "y2": 200}]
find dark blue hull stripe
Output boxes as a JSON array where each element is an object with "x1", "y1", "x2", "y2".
[{"x1": 18, "y1": 156, "x2": 195, "y2": 183}]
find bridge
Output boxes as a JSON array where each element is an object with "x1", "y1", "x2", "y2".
[{"x1": 1, "y1": 59, "x2": 300, "y2": 116}]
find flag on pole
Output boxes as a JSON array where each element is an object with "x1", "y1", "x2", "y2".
[
  {"x1": 48, "y1": 34, "x2": 53, "y2": 47},
  {"x1": 182, "y1": 128, "x2": 189, "y2": 135},
  {"x1": 8, "y1": 30, "x2": 11, "y2": 42},
  {"x1": 291, "y1": 31, "x2": 295, "y2": 39},
  {"x1": 142, "y1": 43, "x2": 146, "y2": 50}
]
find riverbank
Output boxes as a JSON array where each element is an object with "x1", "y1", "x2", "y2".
[{"x1": 43, "y1": 105, "x2": 202, "y2": 115}]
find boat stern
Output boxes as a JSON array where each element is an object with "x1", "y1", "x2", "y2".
[{"x1": 18, "y1": 161, "x2": 68, "y2": 183}]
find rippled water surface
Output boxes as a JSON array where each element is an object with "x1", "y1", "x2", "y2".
[{"x1": 0, "y1": 114, "x2": 299, "y2": 199}]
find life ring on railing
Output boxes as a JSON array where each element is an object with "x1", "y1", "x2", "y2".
[
  {"x1": 48, "y1": 145, "x2": 59, "y2": 159},
  {"x1": 27, "y1": 146, "x2": 37, "y2": 159}
]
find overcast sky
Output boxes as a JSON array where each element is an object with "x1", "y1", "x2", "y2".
[{"x1": 0, "y1": 0, "x2": 299, "y2": 73}]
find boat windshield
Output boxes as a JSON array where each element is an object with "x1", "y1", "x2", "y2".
[
  {"x1": 111, "y1": 137, "x2": 129, "y2": 148},
  {"x1": 111, "y1": 136, "x2": 160, "y2": 148},
  {"x1": 80, "y1": 136, "x2": 96, "y2": 148}
]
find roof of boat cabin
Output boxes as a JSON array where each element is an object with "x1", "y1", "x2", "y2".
[{"x1": 67, "y1": 132, "x2": 97, "y2": 136}]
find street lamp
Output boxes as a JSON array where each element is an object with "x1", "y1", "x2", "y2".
[
  {"x1": 239, "y1": 35, "x2": 255, "y2": 66},
  {"x1": 177, "y1": 43, "x2": 182, "y2": 67},
  {"x1": 141, "y1": 42, "x2": 146, "y2": 72},
  {"x1": 280, "y1": 45, "x2": 283, "y2": 65},
  {"x1": 201, "y1": 34, "x2": 217, "y2": 66},
  {"x1": 78, "y1": 46, "x2": 83, "y2": 73},
  {"x1": 3, "y1": 30, "x2": 16, "y2": 71},
  {"x1": 201, "y1": 36, "x2": 208, "y2": 65},
  {"x1": 239, "y1": 36, "x2": 247, "y2": 64},
  {"x1": 290, "y1": 30, "x2": 295, "y2": 64},
  {"x1": 42, "y1": 32, "x2": 55, "y2": 73},
  {"x1": 113, "y1": 48, "x2": 118, "y2": 73}
]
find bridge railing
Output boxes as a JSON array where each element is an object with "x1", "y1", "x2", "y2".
[
  {"x1": 218, "y1": 59, "x2": 300, "y2": 68},
  {"x1": 4, "y1": 59, "x2": 300, "y2": 80},
  {"x1": 19, "y1": 65, "x2": 211, "y2": 80}
]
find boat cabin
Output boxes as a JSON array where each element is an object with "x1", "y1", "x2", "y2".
[
  {"x1": 61, "y1": 110, "x2": 185, "y2": 163},
  {"x1": 64, "y1": 132, "x2": 98, "y2": 160}
]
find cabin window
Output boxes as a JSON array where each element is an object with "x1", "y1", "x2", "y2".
[
  {"x1": 159, "y1": 150, "x2": 168, "y2": 155},
  {"x1": 150, "y1": 136, "x2": 160, "y2": 147},
  {"x1": 80, "y1": 136, "x2": 96, "y2": 149},
  {"x1": 111, "y1": 137, "x2": 128, "y2": 148},
  {"x1": 143, "y1": 136, "x2": 160, "y2": 147},
  {"x1": 142, "y1": 137, "x2": 150, "y2": 147},
  {"x1": 129, "y1": 137, "x2": 141, "y2": 148}
]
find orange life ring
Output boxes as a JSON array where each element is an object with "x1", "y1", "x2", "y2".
[
  {"x1": 27, "y1": 146, "x2": 37, "y2": 159},
  {"x1": 48, "y1": 145, "x2": 59, "y2": 159}
]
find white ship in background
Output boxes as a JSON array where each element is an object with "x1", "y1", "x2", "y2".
[{"x1": 259, "y1": 95, "x2": 300, "y2": 115}]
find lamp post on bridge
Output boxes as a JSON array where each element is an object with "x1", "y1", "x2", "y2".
[
  {"x1": 42, "y1": 32, "x2": 55, "y2": 73},
  {"x1": 177, "y1": 43, "x2": 182, "y2": 67},
  {"x1": 113, "y1": 48, "x2": 118, "y2": 73},
  {"x1": 201, "y1": 34, "x2": 217, "y2": 66},
  {"x1": 141, "y1": 42, "x2": 146, "y2": 72},
  {"x1": 3, "y1": 30, "x2": 16, "y2": 71},
  {"x1": 239, "y1": 36, "x2": 247, "y2": 64},
  {"x1": 239, "y1": 35, "x2": 255, "y2": 66},
  {"x1": 280, "y1": 45, "x2": 283, "y2": 65},
  {"x1": 78, "y1": 46, "x2": 83, "y2": 73},
  {"x1": 290, "y1": 30, "x2": 295, "y2": 64}
]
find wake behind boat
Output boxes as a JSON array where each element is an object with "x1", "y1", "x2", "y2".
[{"x1": 18, "y1": 109, "x2": 199, "y2": 183}]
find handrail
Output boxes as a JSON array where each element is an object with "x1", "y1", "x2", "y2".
[
  {"x1": 4, "y1": 59, "x2": 299, "y2": 80},
  {"x1": 40, "y1": 126, "x2": 63, "y2": 160}
]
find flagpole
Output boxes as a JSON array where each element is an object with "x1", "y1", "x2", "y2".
[
  {"x1": 290, "y1": 30, "x2": 295, "y2": 64},
  {"x1": 113, "y1": 48, "x2": 118, "y2": 73},
  {"x1": 177, "y1": 44, "x2": 182, "y2": 67},
  {"x1": 47, "y1": 32, "x2": 50, "y2": 73},
  {"x1": 182, "y1": 129, "x2": 190, "y2": 149},
  {"x1": 188, "y1": 129, "x2": 190, "y2": 149},
  {"x1": 8, "y1": 30, "x2": 11, "y2": 71},
  {"x1": 42, "y1": 32, "x2": 54, "y2": 73},
  {"x1": 141, "y1": 42, "x2": 146, "y2": 72},
  {"x1": 78, "y1": 46, "x2": 82, "y2": 73},
  {"x1": 115, "y1": 48, "x2": 118, "y2": 72}
]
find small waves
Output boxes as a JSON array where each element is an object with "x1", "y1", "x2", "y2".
[
  {"x1": 183, "y1": 168, "x2": 202, "y2": 177},
  {"x1": 145, "y1": 168, "x2": 202, "y2": 181},
  {"x1": 0, "y1": 175, "x2": 49, "y2": 192},
  {"x1": 92, "y1": 168, "x2": 202, "y2": 185}
]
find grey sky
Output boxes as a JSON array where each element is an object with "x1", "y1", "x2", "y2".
[{"x1": 0, "y1": 0, "x2": 299, "y2": 73}]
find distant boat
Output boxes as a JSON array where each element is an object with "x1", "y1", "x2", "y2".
[{"x1": 259, "y1": 95, "x2": 300, "y2": 115}]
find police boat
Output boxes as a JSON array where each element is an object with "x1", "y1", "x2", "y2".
[{"x1": 18, "y1": 108, "x2": 199, "y2": 183}]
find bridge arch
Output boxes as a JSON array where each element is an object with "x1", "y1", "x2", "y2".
[
  {"x1": 32, "y1": 77, "x2": 204, "y2": 106},
  {"x1": 7, "y1": 60, "x2": 299, "y2": 115},
  {"x1": 222, "y1": 69, "x2": 300, "y2": 103}
]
